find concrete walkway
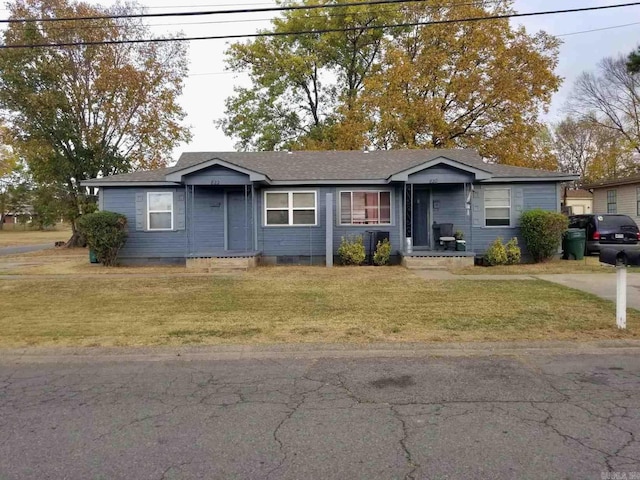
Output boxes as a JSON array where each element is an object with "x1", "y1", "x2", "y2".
[
  {"x1": 412, "y1": 269, "x2": 640, "y2": 310},
  {"x1": 537, "y1": 273, "x2": 640, "y2": 310},
  {"x1": 0, "y1": 243, "x2": 52, "y2": 256}
]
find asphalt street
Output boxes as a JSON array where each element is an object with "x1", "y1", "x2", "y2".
[
  {"x1": 0, "y1": 243, "x2": 52, "y2": 257},
  {"x1": 1, "y1": 346, "x2": 640, "y2": 480}
]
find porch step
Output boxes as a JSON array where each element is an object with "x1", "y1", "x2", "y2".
[
  {"x1": 402, "y1": 256, "x2": 474, "y2": 269},
  {"x1": 186, "y1": 256, "x2": 258, "y2": 272}
]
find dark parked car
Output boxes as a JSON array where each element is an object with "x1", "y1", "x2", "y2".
[{"x1": 568, "y1": 214, "x2": 640, "y2": 254}]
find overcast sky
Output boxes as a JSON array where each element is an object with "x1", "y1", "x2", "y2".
[{"x1": 12, "y1": 0, "x2": 640, "y2": 162}]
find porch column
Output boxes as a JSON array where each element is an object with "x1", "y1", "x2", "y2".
[{"x1": 326, "y1": 193, "x2": 333, "y2": 267}]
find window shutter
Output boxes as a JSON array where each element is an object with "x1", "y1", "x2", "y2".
[
  {"x1": 135, "y1": 192, "x2": 146, "y2": 231},
  {"x1": 513, "y1": 187, "x2": 524, "y2": 226},
  {"x1": 472, "y1": 187, "x2": 483, "y2": 227},
  {"x1": 175, "y1": 190, "x2": 186, "y2": 230}
]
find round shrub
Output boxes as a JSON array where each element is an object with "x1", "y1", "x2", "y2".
[
  {"x1": 519, "y1": 209, "x2": 568, "y2": 263},
  {"x1": 338, "y1": 235, "x2": 366, "y2": 265},
  {"x1": 485, "y1": 237, "x2": 508, "y2": 266},
  {"x1": 505, "y1": 237, "x2": 521, "y2": 265},
  {"x1": 77, "y1": 211, "x2": 128, "y2": 266},
  {"x1": 373, "y1": 238, "x2": 391, "y2": 266}
]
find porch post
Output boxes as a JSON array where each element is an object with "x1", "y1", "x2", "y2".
[
  {"x1": 252, "y1": 184, "x2": 258, "y2": 251},
  {"x1": 326, "y1": 192, "x2": 333, "y2": 267}
]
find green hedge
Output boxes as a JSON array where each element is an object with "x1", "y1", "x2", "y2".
[
  {"x1": 77, "y1": 211, "x2": 128, "y2": 266},
  {"x1": 519, "y1": 209, "x2": 568, "y2": 263}
]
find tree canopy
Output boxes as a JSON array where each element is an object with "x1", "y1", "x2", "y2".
[
  {"x1": 570, "y1": 55, "x2": 640, "y2": 157},
  {"x1": 219, "y1": 0, "x2": 561, "y2": 165},
  {"x1": 553, "y1": 117, "x2": 635, "y2": 183},
  {"x1": 0, "y1": 0, "x2": 191, "y2": 242}
]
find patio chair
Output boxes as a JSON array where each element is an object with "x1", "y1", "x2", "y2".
[{"x1": 437, "y1": 223, "x2": 456, "y2": 250}]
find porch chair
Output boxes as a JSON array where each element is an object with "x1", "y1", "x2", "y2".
[{"x1": 437, "y1": 223, "x2": 456, "y2": 250}]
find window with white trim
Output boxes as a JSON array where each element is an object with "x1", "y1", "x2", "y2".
[
  {"x1": 607, "y1": 189, "x2": 617, "y2": 214},
  {"x1": 484, "y1": 188, "x2": 511, "y2": 227},
  {"x1": 264, "y1": 191, "x2": 317, "y2": 226},
  {"x1": 636, "y1": 187, "x2": 639, "y2": 216},
  {"x1": 147, "y1": 192, "x2": 173, "y2": 230},
  {"x1": 339, "y1": 191, "x2": 391, "y2": 225}
]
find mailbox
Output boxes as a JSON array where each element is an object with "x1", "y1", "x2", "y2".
[{"x1": 600, "y1": 248, "x2": 640, "y2": 266}]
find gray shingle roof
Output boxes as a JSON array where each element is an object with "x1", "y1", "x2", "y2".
[
  {"x1": 583, "y1": 174, "x2": 640, "y2": 189},
  {"x1": 85, "y1": 149, "x2": 572, "y2": 184}
]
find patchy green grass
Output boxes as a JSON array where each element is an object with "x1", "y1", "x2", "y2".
[{"x1": 0, "y1": 266, "x2": 638, "y2": 347}]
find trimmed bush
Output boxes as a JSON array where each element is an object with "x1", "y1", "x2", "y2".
[
  {"x1": 338, "y1": 235, "x2": 366, "y2": 265},
  {"x1": 519, "y1": 209, "x2": 568, "y2": 263},
  {"x1": 77, "y1": 211, "x2": 128, "y2": 266},
  {"x1": 485, "y1": 237, "x2": 508, "y2": 266},
  {"x1": 373, "y1": 238, "x2": 391, "y2": 266},
  {"x1": 505, "y1": 237, "x2": 521, "y2": 265}
]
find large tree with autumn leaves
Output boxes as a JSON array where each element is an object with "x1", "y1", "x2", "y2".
[
  {"x1": 0, "y1": 0, "x2": 191, "y2": 244},
  {"x1": 220, "y1": 0, "x2": 560, "y2": 167}
]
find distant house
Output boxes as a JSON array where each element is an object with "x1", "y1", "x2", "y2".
[
  {"x1": 83, "y1": 149, "x2": 577, "y2": 267},
  {"x1": 563, "y1": 188, "x2": 593, "y2": 215},
  {"x1": 585, "y1": 174, "x2": 640, "y2": 226}
]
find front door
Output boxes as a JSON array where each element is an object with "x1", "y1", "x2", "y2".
[
  {"x1": 412, "y1": 189, "x2": 430, "y2": 247},
  {"x1": 226, "y1": 190, "x2": 252, "y2": 251}
]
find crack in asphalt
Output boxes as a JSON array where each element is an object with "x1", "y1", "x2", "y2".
[{"x1": 390, "y1": 405, "x2": 418, "y2": 480}]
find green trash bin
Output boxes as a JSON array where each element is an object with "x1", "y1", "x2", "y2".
[
  {"x1": 562, "y1": 228, "x2": 586, "y2": 260},
  {"x1": 89, "y1": 249, "x2": 99, "y2": 264}
]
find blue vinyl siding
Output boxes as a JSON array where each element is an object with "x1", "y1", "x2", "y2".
[
  {"x1": 256, "y1": 185, "x2": 403, "y2": 256},
  {"x1": 183, "y1": 166, "x2": 251, "y2": 185},
  {"x1": 102, "y1": 180, "x2": 559, "y2": 259},
  {"x1": 470, "y1": 182, "x2": 558, "y2": 254},
  {"x1": 102, "y1": 187, "x2": 187, "y2": 258},
  {"x1": 190, "y1": 188, "x2": 225, "y2": 254}
]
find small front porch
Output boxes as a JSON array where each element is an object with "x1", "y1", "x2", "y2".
[
  {"x1": 186, "y1": 250, "x2": 262, "y2": 272},
  {"x1": 401, "y1": 250, "x2": 475, "y2": 269}
]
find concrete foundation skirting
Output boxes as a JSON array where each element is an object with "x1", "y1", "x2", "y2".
[
  {"x1": 186, "y1": 256, "x2": 258, "y2": 272},
  {"x1": 402, "y1": 255, "x2": 474, "y2": 269}
]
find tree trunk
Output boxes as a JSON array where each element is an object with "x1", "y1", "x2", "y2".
[{"x1": 65, "y1": 219, "x2": 86, "y2": 247}]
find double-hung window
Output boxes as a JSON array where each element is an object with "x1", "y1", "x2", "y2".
[
  {"x1": 147, "y1": 192, "x2": 173, "y2": 230},
  {"x1": 607, "y1": 189, "x2": 617, "y2": 214},
  {"x1": 636, "y1": 187, "x2": 640, "y2": 216},
  {"x1": 484, "y1": 188, "x2": 510, "y2": 227},
  {"x1": 264, "y1": 191, "x2": 317, "y2": 226},
  {"x1": 339, "y1": 191, "x2": 391, "y2": 225}
]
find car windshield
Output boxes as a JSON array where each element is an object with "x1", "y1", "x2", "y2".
[{"x1": 597, "y1": 215, "x2": 637, "y2": 228}]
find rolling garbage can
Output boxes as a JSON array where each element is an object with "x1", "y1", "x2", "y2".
[
  {"x1": 89, "y1": 249, "x2": 99, "y2": 264},
  {"x1": 562, "y1": 228, "x2": 586, "y2": 260}
]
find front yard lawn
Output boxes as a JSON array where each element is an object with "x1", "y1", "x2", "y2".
[
  {"x1": 1, "y1": 267, "x2": 638, "y2": 347},
  {"x1": 0, "y1": 226, "x2": 71, "y2": 247}
]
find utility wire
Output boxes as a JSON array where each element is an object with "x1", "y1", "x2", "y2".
[
  {"x1": 2, "y1": 2, "x2": 639, "y2": 49},
  {"x1": 556, "y1": 21, "x2": 640, "y2": 37},
  {"x1": 17, "y1": 0, "x2": 502, "y2": 33},
  {"x1": 185, "y1": 19, "x2": 640, "y2": 77},
  {"x1": 0, "y1": 0, "x2": 437, "y2": 24}
]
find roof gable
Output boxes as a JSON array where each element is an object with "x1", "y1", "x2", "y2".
[
  {"x1": 389, "y1": 156, "x2": 492, "y2": 182},
  {"x1": 165, "y1": 157, "x2": 268, "y2": 183}
]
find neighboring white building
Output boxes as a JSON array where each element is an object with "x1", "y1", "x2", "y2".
[
  {"x1": 564, "y1": 188, "x2": 593, "y2": 215},
  {"x1": 586, "y1": 175, "x2": 640, "y2": 226}
]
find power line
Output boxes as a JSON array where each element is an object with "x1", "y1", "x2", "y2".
[
  {"x1": 556, "y1": 21, "x2": 640, "y2": 37},
  {"x1": 16, "y1": 0, "x2": 500, "y2": 33},
  {"x1": 0, "y1": 0, "x2": 432, "y2": 24},
  {"x1": 2, "y1": 2, "x2": 640, "y2": 49},
  {"x1": 183, "y1": 19, "x2": 640, "y2": 77}
]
